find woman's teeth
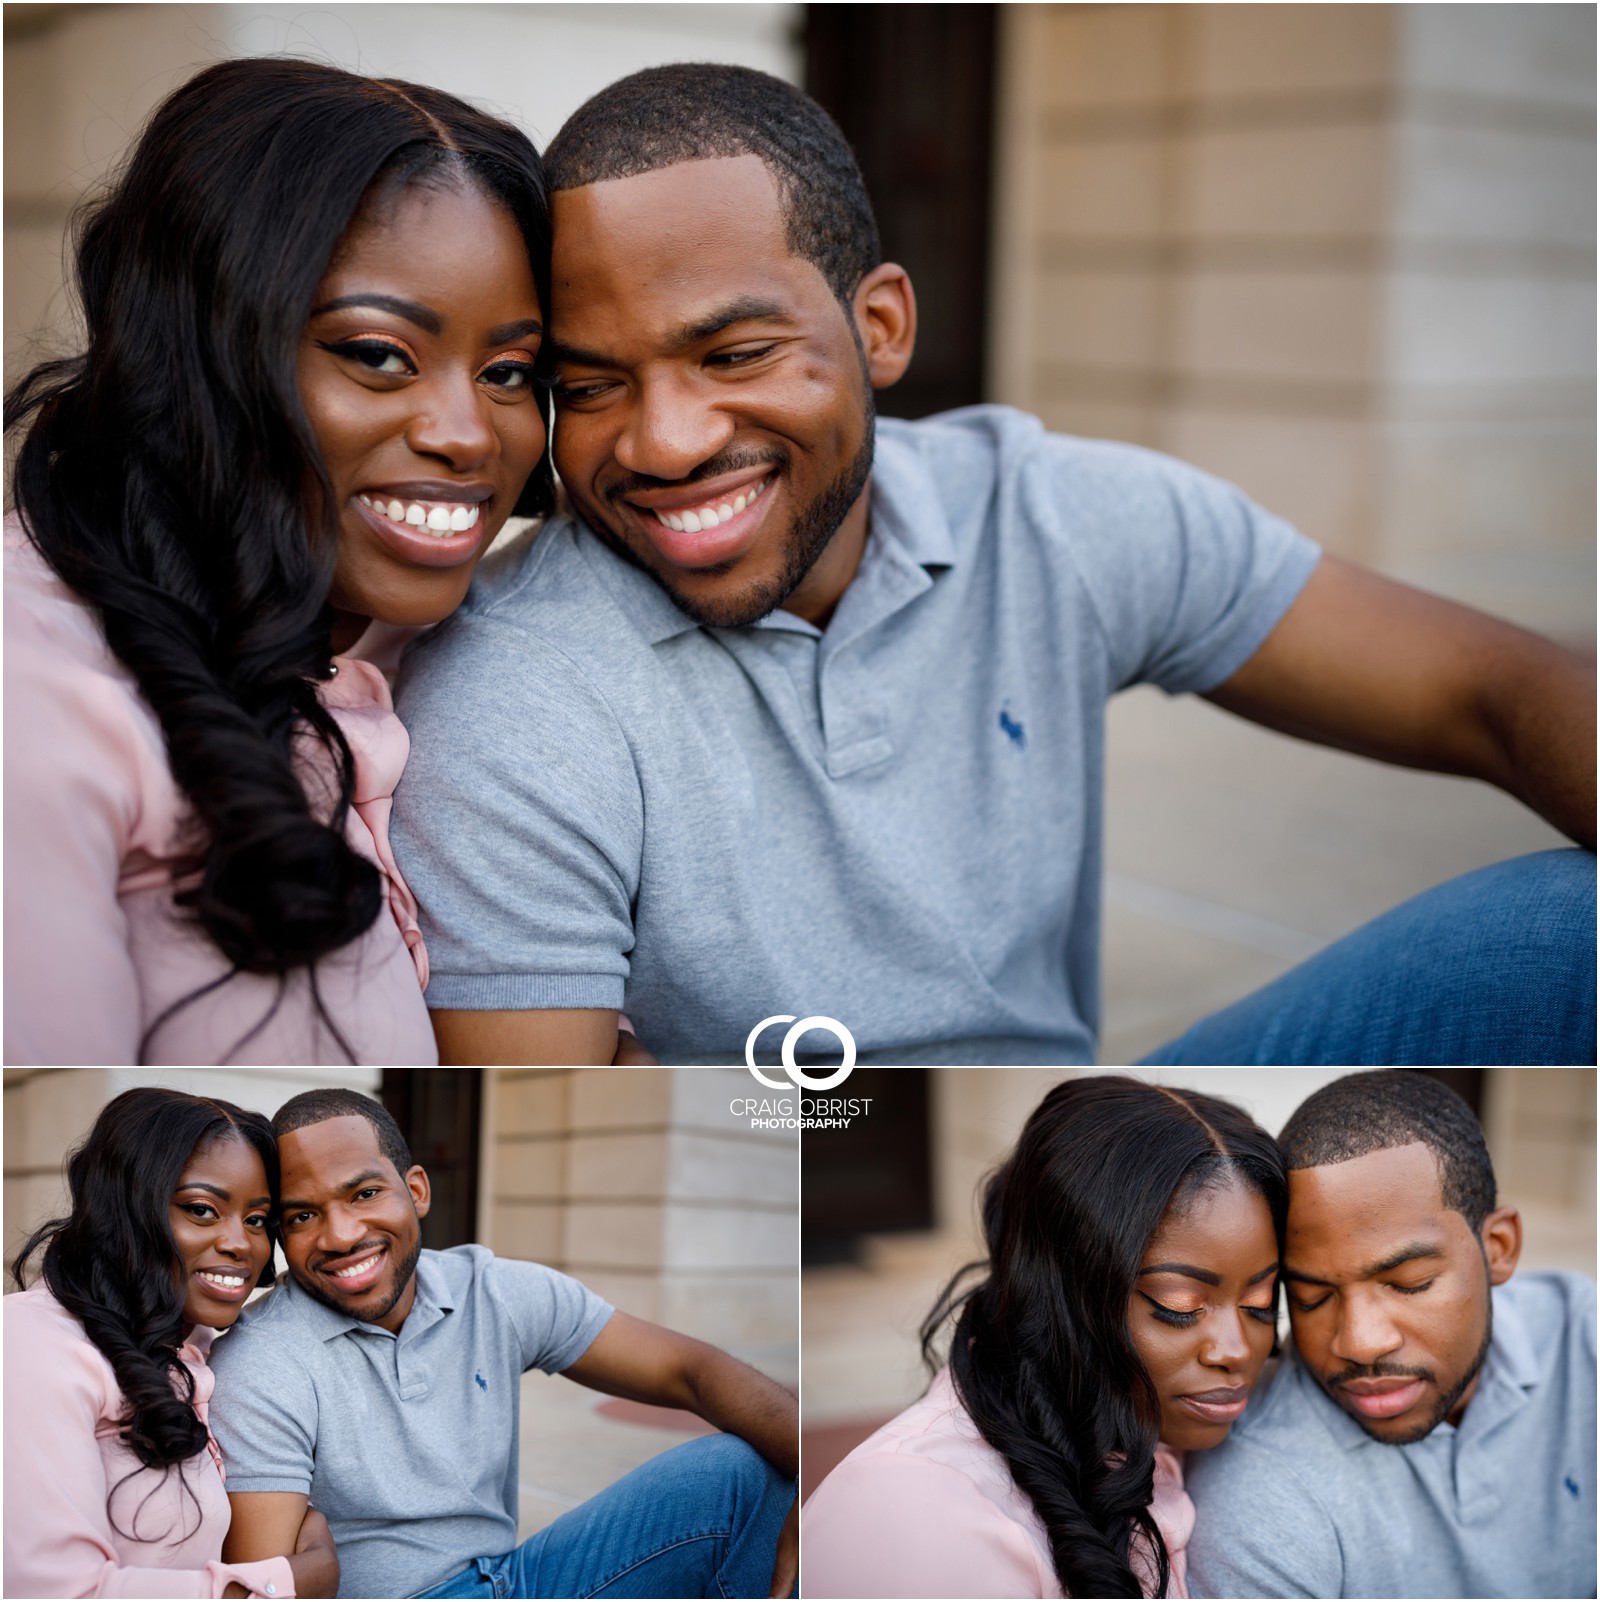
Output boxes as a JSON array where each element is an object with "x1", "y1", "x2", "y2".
[
  {"x1": 197, "y1": 1270, "x2": 247, "y2": 1290},
  {"x1": 359, "y1": 494, "x2": 481, "y2": 536},
  {"x1": 654, "y1": 476, "x2": 769, "y2": 533}
]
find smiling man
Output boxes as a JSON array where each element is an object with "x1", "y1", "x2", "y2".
[
  {"x1": 206, "y1": 1088, "x2": 796, "y2": 1600},
  {"x1": 1184, "y1": 1071, "x2": 1596, "y2": 1598},
  {"x1": 390, "y1": 63, "x2": 1593, "y2": 1067}
]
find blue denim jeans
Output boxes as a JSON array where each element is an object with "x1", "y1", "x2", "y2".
[
  {"x1": 415, "y1": 1434, "x2": 794, "y2": 1599},
  {"x1": 1141, "y1": 848, "x2": 1596, "y2": 1065}
]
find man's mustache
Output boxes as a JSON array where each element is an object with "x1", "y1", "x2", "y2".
[{"x1": 1325, "y1": 1361, "x2": 1435, "y2": 1387}]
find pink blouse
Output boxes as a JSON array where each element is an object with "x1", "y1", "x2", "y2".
[
  {"x1": 801, "y1": 1368, "x2": 1194, "y2": 1598},
  {"x1": 3, "y1": 1280, "x2": 296, "y2": 1598},
  {"x1": 3, "y1": 518, "x2": 436, "y2": 1064}
]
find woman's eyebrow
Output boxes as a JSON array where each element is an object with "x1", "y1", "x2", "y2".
[
  {"x1": 309, "y1": 292, "x2": 440, "y2": 333},
  {"x1": 176, "y1": 1181, "x2": 272, "y2": 1207},
  {"x1": 1139, "y1": 1262, "x2": 1220, "y2": 1285},
  {"x1": 487, "y1": 317, "x2": 543, "y2": 345}
]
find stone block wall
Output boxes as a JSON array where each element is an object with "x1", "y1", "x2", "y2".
[
  {"x1": 990, "y1": 3, "x2": 1594, "y2": 637},
  {"x1": 483, "y1": 1069, "x2": 798, "y2": 1377}
]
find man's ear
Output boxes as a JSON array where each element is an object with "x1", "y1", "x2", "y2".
[
  {"x1": 1480, "y1": 1204, "x2": 1521, "y2": 1285},
  {"x1": 406, "y1": 1164, "x2": 431, "y2": 1221},
  {"x1": 852, "y1": 263, "x2": 916, "y2": 390}
]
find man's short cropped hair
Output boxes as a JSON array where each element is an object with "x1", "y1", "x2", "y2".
[
  {"x1": 1279, "y1": 1070, "x2": 1496, "y2": 1232},
  {"x1": 272, "y1": 1088, "x2": 413, "y2": 1176},
  {"x1": 544, "y1": 63, "x2": 880, "y2": 309}
]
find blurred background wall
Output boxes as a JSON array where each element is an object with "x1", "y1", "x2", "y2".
[
  {"x1": 5, "y1": 4, "x2": 1594, "y2": 1059},
  {"x1": 801, "y1": 1066, "x2": 1596, "y2": 1497}
]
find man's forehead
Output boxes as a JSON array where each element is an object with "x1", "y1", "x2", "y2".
[
  {"x1": 550, "y1": 153, "x2": 791, "y2": 293},
  {"x1": 553, "y1": 152, "x2": 782, "y2": 228},
  {"x1": 1287, "y1": 1142, "x2": 1452, "y2": 1248},
  {"x1": 278, "y1": 1115, "x2": 387, "y2": 1179}
]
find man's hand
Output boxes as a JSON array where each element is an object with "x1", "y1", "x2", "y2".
[
  {"x1": 1210, "y1": 555, "x2": 1597, "y2": 848},
  {"x1": 221, "y1": 1492, "x2": 339, "y2": 1598},
  {"x1": 769, "y1": 1499, "x2": 798, "y2": 1598},
  {"x1": 290, "y1": 1508, "x2": 340, "y2": 1599}
]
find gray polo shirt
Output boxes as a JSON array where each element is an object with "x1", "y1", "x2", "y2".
[
  {"x1": 206, "y1": 1245, "x2": 612, "y2": 1600},
  {"x1": 392, "y1": 405, "x2": 1318, "y2": 1063},
  {"x1": 1185, "y1": 1271, "x2": 1597, "y2": 1598}
]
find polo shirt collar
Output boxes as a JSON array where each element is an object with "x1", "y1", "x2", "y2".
[
  {"x1": 572, "y1": 420, "x2": 958, "y2": 648},
  {"x1": 277, "y1": 1250, "x2": 454, "y2": 1343}
]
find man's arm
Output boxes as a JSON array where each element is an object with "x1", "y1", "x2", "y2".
[
  {"x1": 562, "y1": 1312, "x2": 798, "y2": 1595},
  {"x1": 1208, "y1": 555, "x2": 1596, "y2": 848},
  {"x1": 432, "y1": 1008, "x2": 656, "y2": 1065},
  {"x1": 434, "y1": 1006, "x2": 618, "y2": 1066}
]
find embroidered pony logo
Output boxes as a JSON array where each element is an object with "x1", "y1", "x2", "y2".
[
  {"x1": 998, "y1": 707, "x2": 1027, "y2": 750},
  {"x1": 474, "y1": 1372, "x2": 488, "y2": 1394}
]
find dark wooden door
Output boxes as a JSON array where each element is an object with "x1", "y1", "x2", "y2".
[
  {"x1": 802, "y1": 1067, "x2": 933, "y2": 1264},
  {"x1": 805, "y1": 4, "x2": 998, "y2": 421},
  {"x1": 381, "y1": 1069, "x2": 482, "y2": 1251}
]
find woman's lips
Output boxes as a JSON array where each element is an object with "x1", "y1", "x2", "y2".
[
  {"x1": 351, "y1": 494, "x2": 490, "y2": 570},
  {"x1": 192, "y1": 1268, "x2": 252, "y2": 1303},
  {"x1": 1338, "y1": 1377, "x2": 1427, "y2": 1419},
  {"x1": 1176, "y1": 1387, "x2": 1250, "y2": 1424}
]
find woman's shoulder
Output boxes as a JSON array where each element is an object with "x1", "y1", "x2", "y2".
[
  {"x1": 804, "y1": 1371, "x2": 1060, "y2": 1597},
  {"x1": 5, "y1": 515, "x2": 173, "y2": 821},
  {"x1": 3, "y1": 1281, "x2": 121, "y2": 1414}
]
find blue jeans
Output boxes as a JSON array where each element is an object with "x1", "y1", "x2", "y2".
[
  {"x1": 416, "y1": 1434, "x2": 793, "y2": 1599},
  {"x1": 1142, "y1": 849, "x2": 1596, "y2": 1065}
]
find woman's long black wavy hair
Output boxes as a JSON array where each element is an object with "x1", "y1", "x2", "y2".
[
  {"x1": 5, "y1": 58, "x2": 553, "y2": 1059},
  {"x1": 11, "y1": 1087, "x2": 279, "y2": 1540},
  {"x1": 920, "y1": 1075, "x2": 1287, "y2": 1599}
]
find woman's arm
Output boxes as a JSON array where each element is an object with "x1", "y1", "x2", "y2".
[
  {"x1": 3, "y1": 593, "x2": 145, "y2": 1064},
  {"x1": 2, "y1": 1309, "x2": 295, "y2": 1598}
]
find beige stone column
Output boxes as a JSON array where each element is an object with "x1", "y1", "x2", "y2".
[
  {"x1": 989, "y1": 3, "x2": 1593, "y2": 635},
  {"x1": 483, "y1": 1068, "x2": 797, "y2": 1376}
]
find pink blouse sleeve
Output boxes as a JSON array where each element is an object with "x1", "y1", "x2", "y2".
[
  {"x1": 802, "y1": 1453, "x2": 1055, "y2": 1598},
  {"x1": 2, "y1": 1318, "x2": 294, "y2": 1599},
  {"x1": 2, "y1": 591, "x2": 144, "y2": 1065}
]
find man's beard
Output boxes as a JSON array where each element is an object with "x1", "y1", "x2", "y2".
[
  {"x1": 583, "y1": 386, "x2": 876, "y2": 631},
  {"x1": 1328, "y1": 1300, "x2": 1493, "y2": 1445},
  {"x1": 294, "y1": 1234, "x2": 421, "y2": 1327}
]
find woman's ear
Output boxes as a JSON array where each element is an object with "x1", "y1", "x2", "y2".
[{"x1": 852, "y1": 263, "x2": 917, "y2": 391}]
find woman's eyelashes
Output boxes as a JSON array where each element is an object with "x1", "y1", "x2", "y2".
[
  {"x1": 1142, "y1": 1292, "x2": 1278, "y2": 1327},
  {"x1": 317, "y1": 337, "x2": 538, "y2": 396},
  {"x1": 320, "y1": 336, "x2": 416, "y2": 375},
  {"x1": 178, "y1": 1200, "x2": 268, "y2": 1228}
]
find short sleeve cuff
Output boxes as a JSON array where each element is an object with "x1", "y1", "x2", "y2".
[
  {"x1": 423, "y1": 971, "x2": 627, "y2": 1011},
  {"x1": 1168, "y1": 535, "x2": 1322, "y2": 695}
]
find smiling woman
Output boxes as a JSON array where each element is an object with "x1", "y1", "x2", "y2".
[{"x1": 3, "y1": 58, "x2": 552, "y2": 1066}]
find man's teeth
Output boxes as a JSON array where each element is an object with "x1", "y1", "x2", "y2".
[
  {"x1": 654, "y1": 476, "x2": 769, "y2": 534},
  {"x1": 198, "y1": 1270, "x2": 247, "y2": 1289},
  {"x1": 330, "y1": 1251, "x2": 383, "y2": 1280},
  {"x1": 358, "y1": 494, "x2": 481, "y2": 536}
]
